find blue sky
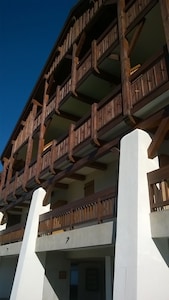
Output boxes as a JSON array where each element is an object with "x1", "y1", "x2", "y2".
[{"x1": 0, "y1": 0, "x2": 77, "y2": 168}]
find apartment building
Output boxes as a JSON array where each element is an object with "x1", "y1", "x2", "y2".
[{"x1": 0, "y1": 0, "x2": 169, "y2": 299}]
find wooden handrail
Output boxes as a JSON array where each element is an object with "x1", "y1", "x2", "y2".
[{"x1": 147, "y1": 165, "x2": 169, "y2": 212}]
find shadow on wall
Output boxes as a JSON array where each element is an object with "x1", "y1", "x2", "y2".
[{"x1": 154, "y1": 238, "x2": 169, "y2": 267}]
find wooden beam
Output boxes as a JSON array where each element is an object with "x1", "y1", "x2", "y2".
[
  {"x1": 54, "y1": 182, "x2": 69, "y2": 189},
  {"x1": 87, "y1": 161, "x2": 107, "y2": 170},
  {"x1": 148, "y1": 116, "x2": 169, "y2": 159},
  {"x1": 67, "y1": 173, "x2": 86, "y2": 181},
  {"x1": 32, "y1": 99, "x2": 43, "y2": 107},
  {"x1": 136, "y1": 109, "x2": 165, "y2": 130},
  {"x1": 117, "y1": 0, "x2": 132, "y2": 115},
  {"x1": 93, "y1": 68, "x2": 120, "y2": 85},
  {"x1": 75, "y1": 92, "x2": 98, "y2": 105},
  {"x1": 58, "y1": 110, "x2": 80, "y2": 122},
  {"x1": 128, "y1": 19, "x2": 145, "y2": 56},
  {"x1": 159, "y1": 0, "x2": 169, "y2": 53},
  {"x1": 53, "y1": 168, "x2": 86, "y2": 181}
]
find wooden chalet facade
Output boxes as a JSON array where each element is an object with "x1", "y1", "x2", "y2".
[{"x1": 0, "y1": 0, "x2": 169, "y2": 299}]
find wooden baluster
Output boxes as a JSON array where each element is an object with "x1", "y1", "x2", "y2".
[
  {"x1": 71, "y1": 43, "x2": 78, "y2": 96},
  {"x1": 118, "y1": 0, "x2": 132, "y2": 115},
  {"x1": 97, "y1": 197, "x2": 101, "y2": 223}
]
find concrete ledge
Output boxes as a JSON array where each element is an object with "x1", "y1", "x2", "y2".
[
  {"x1": 150, "y1": 209, "x2": 169, "y2": 238},
  {"x1": 36, "y1": 221, "x2": 115, "y2": 252},
  {"x1": 0, "y1": 241, "x2": 21, "y2": 257}
]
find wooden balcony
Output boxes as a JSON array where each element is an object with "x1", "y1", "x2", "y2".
[
  {"x1": 147, "y1": 165, "x2": 169, "y2": 212},
  {"x1": 0, "y1": 187, "x2": 116, "y2": 245},
  {"x1": 0, "y1": 47, "x2": 168, "y2": 203},
  {"x1": 0, "y1": 223, "x2": 25, "y2": 246},
  {"x1": 9, "y1": 0, "x2": 166, "y2": 154},
  {"x1": 39, "y1": 187, "x2": 117, "y2": 236},
  {"x1": 47, "y1": 0, "x2": 156, "y2": 79}
]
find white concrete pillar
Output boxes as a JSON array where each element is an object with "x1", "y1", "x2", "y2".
[
  {"x1": 10, "y1": 188, "x2": 47, "y2": 300},
  {"x1": 113, "y1": 129, "x2": 169, "y2": 300},
  {"x1": 105, "y1": 256, "x2": 112, "y2": 300},
  {"x1": 0, "y1": 212, "x2": 6, "y2": 231}
]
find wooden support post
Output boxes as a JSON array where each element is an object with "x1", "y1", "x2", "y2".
[
  {"x1": 117, "y1": 0, "x2": 132, "y2": 115},
  {"x1": 148, "y1": 116, "x2": 169, "y2": 159},
  {"x1": 91, "y1": 103, "x2": 100, "y2": 146},
  {"x1": 0, "y1": 158, "x2": 9, "y2": 189},
  {"x1": 68, "y1": 123, "x2": 75, "y2": 162},
  {"x1": 35, "y1": 79, "x2": 49, "y2": 184},
  {"x1": 22, "y1": 103, "x2": 37, "y2": 191},
  {"x1": 92, "y1": 40, "x2": 99, "y2": 73},
  {"x1": 71, "y1": 43, "x2": 78, "y2": 96},
  {"x1": 159, "y1": 0, "x2": 169, "y2": 53},
  {"x1": 5, "y1": 141, "x2": 16, "y2": 190},
  {"x1": 55, "y1": 85, "x2": 61, "y2": 114}
]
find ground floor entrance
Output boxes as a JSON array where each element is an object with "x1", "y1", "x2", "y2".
[
  {"x1": 43, "y1": 247, "x2": 114, "y2": 300},
  {"x1": 70, "y1": 260, "x2": 105, "y2": 300}
]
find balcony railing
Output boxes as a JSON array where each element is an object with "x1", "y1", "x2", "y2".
[
  {"x1": 39, "y1": 187, "x2": 117, "y2": 236},
  {"x1": 1, "y1": 48, "x2": 168, "y2": 202},
  {"x1": 147, "y1": 165, "x2": 169, "y2": 212},
  {"x1": 131, "y1": 51, "x2": 168, "y2": 106},
  {"x1": 0, "y1": 223, "x2": 25, "y2": 246},
  {"x1": 47, "y1": 0, "x2": 155, "y2": 79},
  {"x1": 0, "y1": 187, "x2": 116, "y2": 245}
]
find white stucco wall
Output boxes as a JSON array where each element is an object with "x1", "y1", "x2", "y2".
[
  {"x1": 43, "y1": 252, "x2": 70, "y2": 300},
  {"x1": 51, "y1": 159, "x2": 118, "y2": 206}
]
